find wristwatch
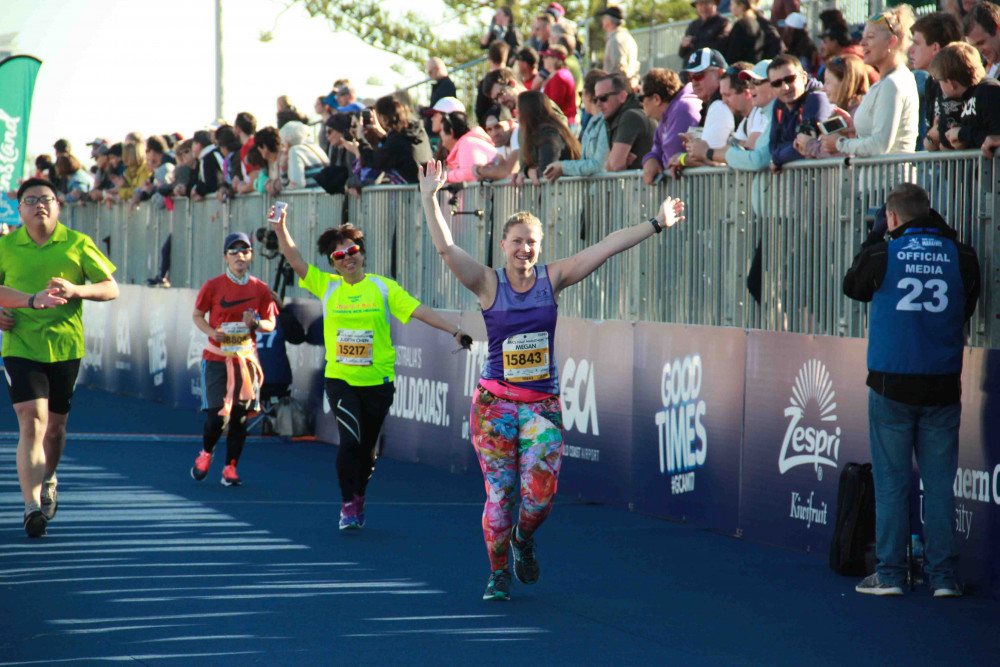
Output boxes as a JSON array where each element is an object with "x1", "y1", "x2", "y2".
[{"x1": 706, "y1": 148, "x2": 715, "y2": 162}]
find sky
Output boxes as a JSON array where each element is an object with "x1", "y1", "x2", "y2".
[{"x1": 1, "y1": 0, "x2": 476, "y2": 166}]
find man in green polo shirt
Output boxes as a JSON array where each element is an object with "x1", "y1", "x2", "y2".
[{"x1": 0, "y1": 178, "x2": 119, "y2": 537}]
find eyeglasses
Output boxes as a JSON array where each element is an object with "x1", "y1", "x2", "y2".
[
  {"x1": 869, "y1": 13, "x2": 899, "y2": 38},
  {"x1": 769, "y1": 73, "x2": 800, "y2": 88},
  {"x1": 331, "y1": 244, "x2": 361, "y2": 260},
  {"x1": 21, "y1": 196, "x2": 57, "y2": 206},
  {"x1": 226, "y1": 246, "x2": 252, "y2": 256}
]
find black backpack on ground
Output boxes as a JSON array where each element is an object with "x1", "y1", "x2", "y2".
[{"x1": 829, "y1": 462, "x2": 877, "y2": 575}]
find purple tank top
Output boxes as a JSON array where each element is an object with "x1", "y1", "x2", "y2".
[{"x1": 480, "y1": 265, "x2": 559, "y2": 395}]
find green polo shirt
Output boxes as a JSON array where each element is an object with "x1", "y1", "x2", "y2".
[
  {"x1": 299, "y1": 264, "x2": 420, "y2": 386},
  {"x1": 0, "y1": 222, "x2": 116, "y2": 362}
]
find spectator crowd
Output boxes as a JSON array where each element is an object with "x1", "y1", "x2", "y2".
[{"x1": 20, "y1": 1, "x2": 1000, "y2": 240}]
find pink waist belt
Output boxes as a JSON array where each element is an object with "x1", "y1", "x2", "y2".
[{"x1": 478, "y1": 378, "x2": 557, "y2": 403}]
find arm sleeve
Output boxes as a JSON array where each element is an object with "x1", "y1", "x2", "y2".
[
  {"x1": 387, "y1": 280, "x2": 421, "y2": 323},
  {"x1": 535, "y1": 133, "x2": 563, "y2": 173},
  {"x1": 837, "y1": 79, "x2": 907, "y2": 157},
  {"x1": 79, "y1": 235, "x2": 117, "y2": 283},
  {"x1": 726, "y1": 115, "x2": 772, "y2": 171},
  {"x1": 297, "y1": 263, "x2": 328, "y2": 299},
  {"x1": 194, "y1": 281, "x2": 215, "y2": 313},
  {"x1": 701, "y1": 101, "x2": 735, "y2": 150},
  {"x1": 562, "y1": 121, "x2": 610, "y2": 176},
  {"x1": 286, "y1": 147, "x2": 306, "y2": 188},
  {"x1": 842, "y1": 235, "x2": 889, "y2": 302},
  {"x1": 957, "y1": 87, "x2": 1000, "y2": 148}
]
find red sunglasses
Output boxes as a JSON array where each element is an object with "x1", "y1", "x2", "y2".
[{"x1": 331, "y1": 244, "x2": 361, "y2": 260}]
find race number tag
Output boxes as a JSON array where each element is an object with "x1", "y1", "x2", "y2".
[
  {"x1": 502, "y1": 332, "x2": 550, "y2": 382},
  {"x1": 219, "y1": 322, "x2": 252, "y2": 355},
  {"x1": 337, "y1": 329, "x2": 374, "y2": 366}
]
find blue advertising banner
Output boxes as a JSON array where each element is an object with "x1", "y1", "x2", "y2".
[
  {"x1": 552, "y1": 318, "x2": 634, "y2": 506},
  {"x1": 740, "y1": 332, "x2": 871, "y2": 554},
  {"x1": 0, "y1": 55, "x2": 42, "y2": 228},
  {"x1": 631, "y1": 323, "x2": 746, "y2": 534}
]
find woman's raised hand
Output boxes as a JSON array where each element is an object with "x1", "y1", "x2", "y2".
[
  {"x1": 419, "y1": 161, "x2": 447, "y2": 198},
  {"x1": 656, "y1": 196, "x2": 685, "y2": 229}
]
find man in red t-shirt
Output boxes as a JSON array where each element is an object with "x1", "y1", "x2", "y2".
[{"x1": 190, "y1": 232, "x2": 277, "y2": 486}]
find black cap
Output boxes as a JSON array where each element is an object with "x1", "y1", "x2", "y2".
[
  {"x1": 595, "y1": 5, "x2": 624, "y2": 21},
  {"x1": 324, "y1": 112, "x2": 354, "y2": 134}
]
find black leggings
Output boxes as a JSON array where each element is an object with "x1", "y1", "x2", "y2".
[
  {"x1": 325, "y1": 379, "x2": 395, "y2": 502},
  {"x1": 203, "y1": 404, "x2": 249, "y2": 466}
]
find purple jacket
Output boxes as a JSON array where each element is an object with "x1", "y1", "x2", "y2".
[{"x1": 642, "y1": 84, "x2": 703, "y2": 167}]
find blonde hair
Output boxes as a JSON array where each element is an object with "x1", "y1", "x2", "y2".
[
  {"x1": 869, "y1": 5, "x2": 915, "y2": 53},
  {"x1": 502, "y1": 211, "x2": 543, "y2": 238},
  {"x1": 122, "y1": 141, "x2": 146, "y2": 169}
]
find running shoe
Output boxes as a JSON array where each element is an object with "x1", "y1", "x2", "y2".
[
  {"x1": 24, "y1": 508, "x2": 47, "y2": 538},
  {"x1": 339, "y1": 500, "x2": 359, "y2": 531},
  {"x1": 483, "y1": 569, "x2": 511, "y2": 601},
  {"x1": 353, "y1": 495, "x2": 366, "y2": 529},
  {"x1": 855, "y1": 573, "x2": 903, "y2": 596},
  {"x1": 221, "y1": 461, "x2": 242, "y2": 486},
  {"x1": 40, "y1": 476, "x2": 58, "y2": 521},
  {"x1": 191, "y1": 449, "x2": 213, "y2": 481},
  {"x1": 510, "y1": 529, "x2": 539, "y2": 584}
]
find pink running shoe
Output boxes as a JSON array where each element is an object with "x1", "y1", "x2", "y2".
[
  {"x1": 191, "y1": 450, "x2": 213, "y2": 481},
  {"x1": 221, "y1": 460, "x2": 242, "y2": 486}
]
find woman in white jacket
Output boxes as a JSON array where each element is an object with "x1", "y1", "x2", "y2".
[{"x1": 279, "y1": 121, "x2": 328, "y2": 190}]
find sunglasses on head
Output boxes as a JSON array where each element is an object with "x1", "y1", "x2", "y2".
[
  {"x1": 331, "y1": 244, "x2": 361, "y2": 260},
  {"x1": 869, "y1": 13, "x2": 899, "y2": 37},
  {"x1": 769, "y1": 73, "x2": 800, "y2": 88}
]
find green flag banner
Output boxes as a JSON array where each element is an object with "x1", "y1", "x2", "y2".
[{"x1": 0, "y1": 55, "x2": 42, "y2": 227}]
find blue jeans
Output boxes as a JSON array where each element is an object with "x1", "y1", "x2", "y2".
[{"x1": 868, "y1": 389, "x2": 960, "y2": 587}]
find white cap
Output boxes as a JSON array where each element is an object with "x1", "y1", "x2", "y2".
[
  {"x1": 779, "y1": 12, "x2": 807, "y2": 30},
  {"x1": 431, "y1": 96, "x2": 466, "y2": 114}
]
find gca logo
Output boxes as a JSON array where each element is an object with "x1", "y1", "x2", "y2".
[
  {"x1": 116, "y1": 312, "x2": 131, "y2": 355},
  {"x1": 560, "y1": 358, "x2": 598, "y2": 435},
  {"x1": 779, "y1": 359, "x2": 841, "y2": 480}
]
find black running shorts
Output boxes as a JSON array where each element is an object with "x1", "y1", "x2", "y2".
[{"x1": 3, "y1": 357, "x2": 82, "y2": 414}]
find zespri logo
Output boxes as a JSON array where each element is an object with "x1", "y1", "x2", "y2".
[{"x1": 779, "y1": 359, "x2": 841, "y2": 480}]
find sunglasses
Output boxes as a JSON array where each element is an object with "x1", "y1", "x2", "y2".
[
  {"x1": 769, "y1": 73, "x2": 800, "y2": 88},
  {"x1": 869, "y1": 13, "x2": 899, "y2": 37},
  {"x1": 331, "y1": 244, "x2": 361, "y2": 260},
  {"x1": 226, "y1": 246, "x2": 252, "y2": 256},
  {"x1": 686, "y1": 71, "x2": 709, "y2": 83},
  {"x1": 593, "y1": 93, "x2": 615, "y2": 103}
]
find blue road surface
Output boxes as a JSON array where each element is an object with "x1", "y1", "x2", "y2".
[{"x1": 0, "y1": 388, "x2": 997, "y2": 665}]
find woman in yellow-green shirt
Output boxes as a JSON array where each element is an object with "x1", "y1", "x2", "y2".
[{"x1": 268, "y1": 204, "x2": 468, "y2": 530}]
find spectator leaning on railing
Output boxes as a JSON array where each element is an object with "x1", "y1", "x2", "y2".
[
  {"x1": 442, "y1": 111, "x2": 497, "y2": 183},
  {"x1": 766, "y1": 54, "x2": 833, "y2": 170},
  {"x1": 233, "y1": 111, "x2": 257, "y2": 194},
  {"x1": 352, "y1": 95, "x2": 434, "y2": 186},
  {"x1": 478, "y1": 41, "x2": 511, "y2": 127},
  {"x1": 252, "y1": 126, "x2": 282, "y2": 197},
  {"x1": 793, "y1": 55, "x2": 869, "y2": 159},
  {"x1": 477, "y1": 92, "x2": 521, "y2": 182},
  {"x1": 117, "y1": 141, "x2": 152, "y2": 203},
  {"x1": 640, "y1": 68, "x2": 702, "y2": 184},
  {"x1": 909, "y1": 12, "x2": 963, "y2": 152},
  {"x1": 595, "y1": 72, "x2": 656, "y2": 172},
  {"x1": 278, "y1": 121, "x2": 328, "y2": 191},
  {"x1": 821, "y1": 8, "x2": 918, "y2": 157},
  {"x1": 544, "y1": 69, "x2": 611, "y2": 182},
  {"x1": 928, "y1": 42, "x2": 1000, "y2": 150},
  {"x1": 668, "y1": 49, "x2": 735, "y2": 175},
  {"x1": 483, "y1": 107, "x2": 516, "y2": 165},
  {"x1": 682, "y1": 63, "x2": 755, "y2": 168},
  {"x1": 597, "y1": 5, "x2": 639, "y2": 90},
  {"x1": 54, "y1": 154, "x2": 92, "y2": 204},
  {"x1": 516, "y1": 90, "x2": 581, "y2": 185}
]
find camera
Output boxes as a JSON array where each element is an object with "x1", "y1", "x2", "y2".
[
  {"x1": 255, "y1": 226, "x2": 280, "y2": 258},
  {"x1": 797, "y1": 119, "x2": 820, "y2": 138},
  {"x1": 362, "y1": 109, "x2": 373, "y2": 126}
]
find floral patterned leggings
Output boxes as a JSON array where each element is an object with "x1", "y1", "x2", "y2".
[{"x1": 470, "y1": 386, "x2": 564, "y2": 572}]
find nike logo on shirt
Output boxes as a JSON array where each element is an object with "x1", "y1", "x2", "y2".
[{"x1": 219, "y1": 296, "x2": 254, "y2": 308}]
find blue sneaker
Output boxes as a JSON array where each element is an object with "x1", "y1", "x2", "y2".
[
  {"x1": 483, "y1": 570, "x2": 511, "y2": 601},
  {"x1": 510, "y1": 529, "x2": 539, "y2": 584},
  {"x1": 353, "y1": 495, "x2": 366, "y2": 529}
]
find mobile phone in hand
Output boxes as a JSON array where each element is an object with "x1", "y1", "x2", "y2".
[{"x1": 269, "y1": 201, "x2": 288, "y2": 223}]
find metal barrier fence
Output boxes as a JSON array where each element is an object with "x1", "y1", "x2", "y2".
[{"x1": 64, "y1": 149, "x2": 998, "y2": 348}]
